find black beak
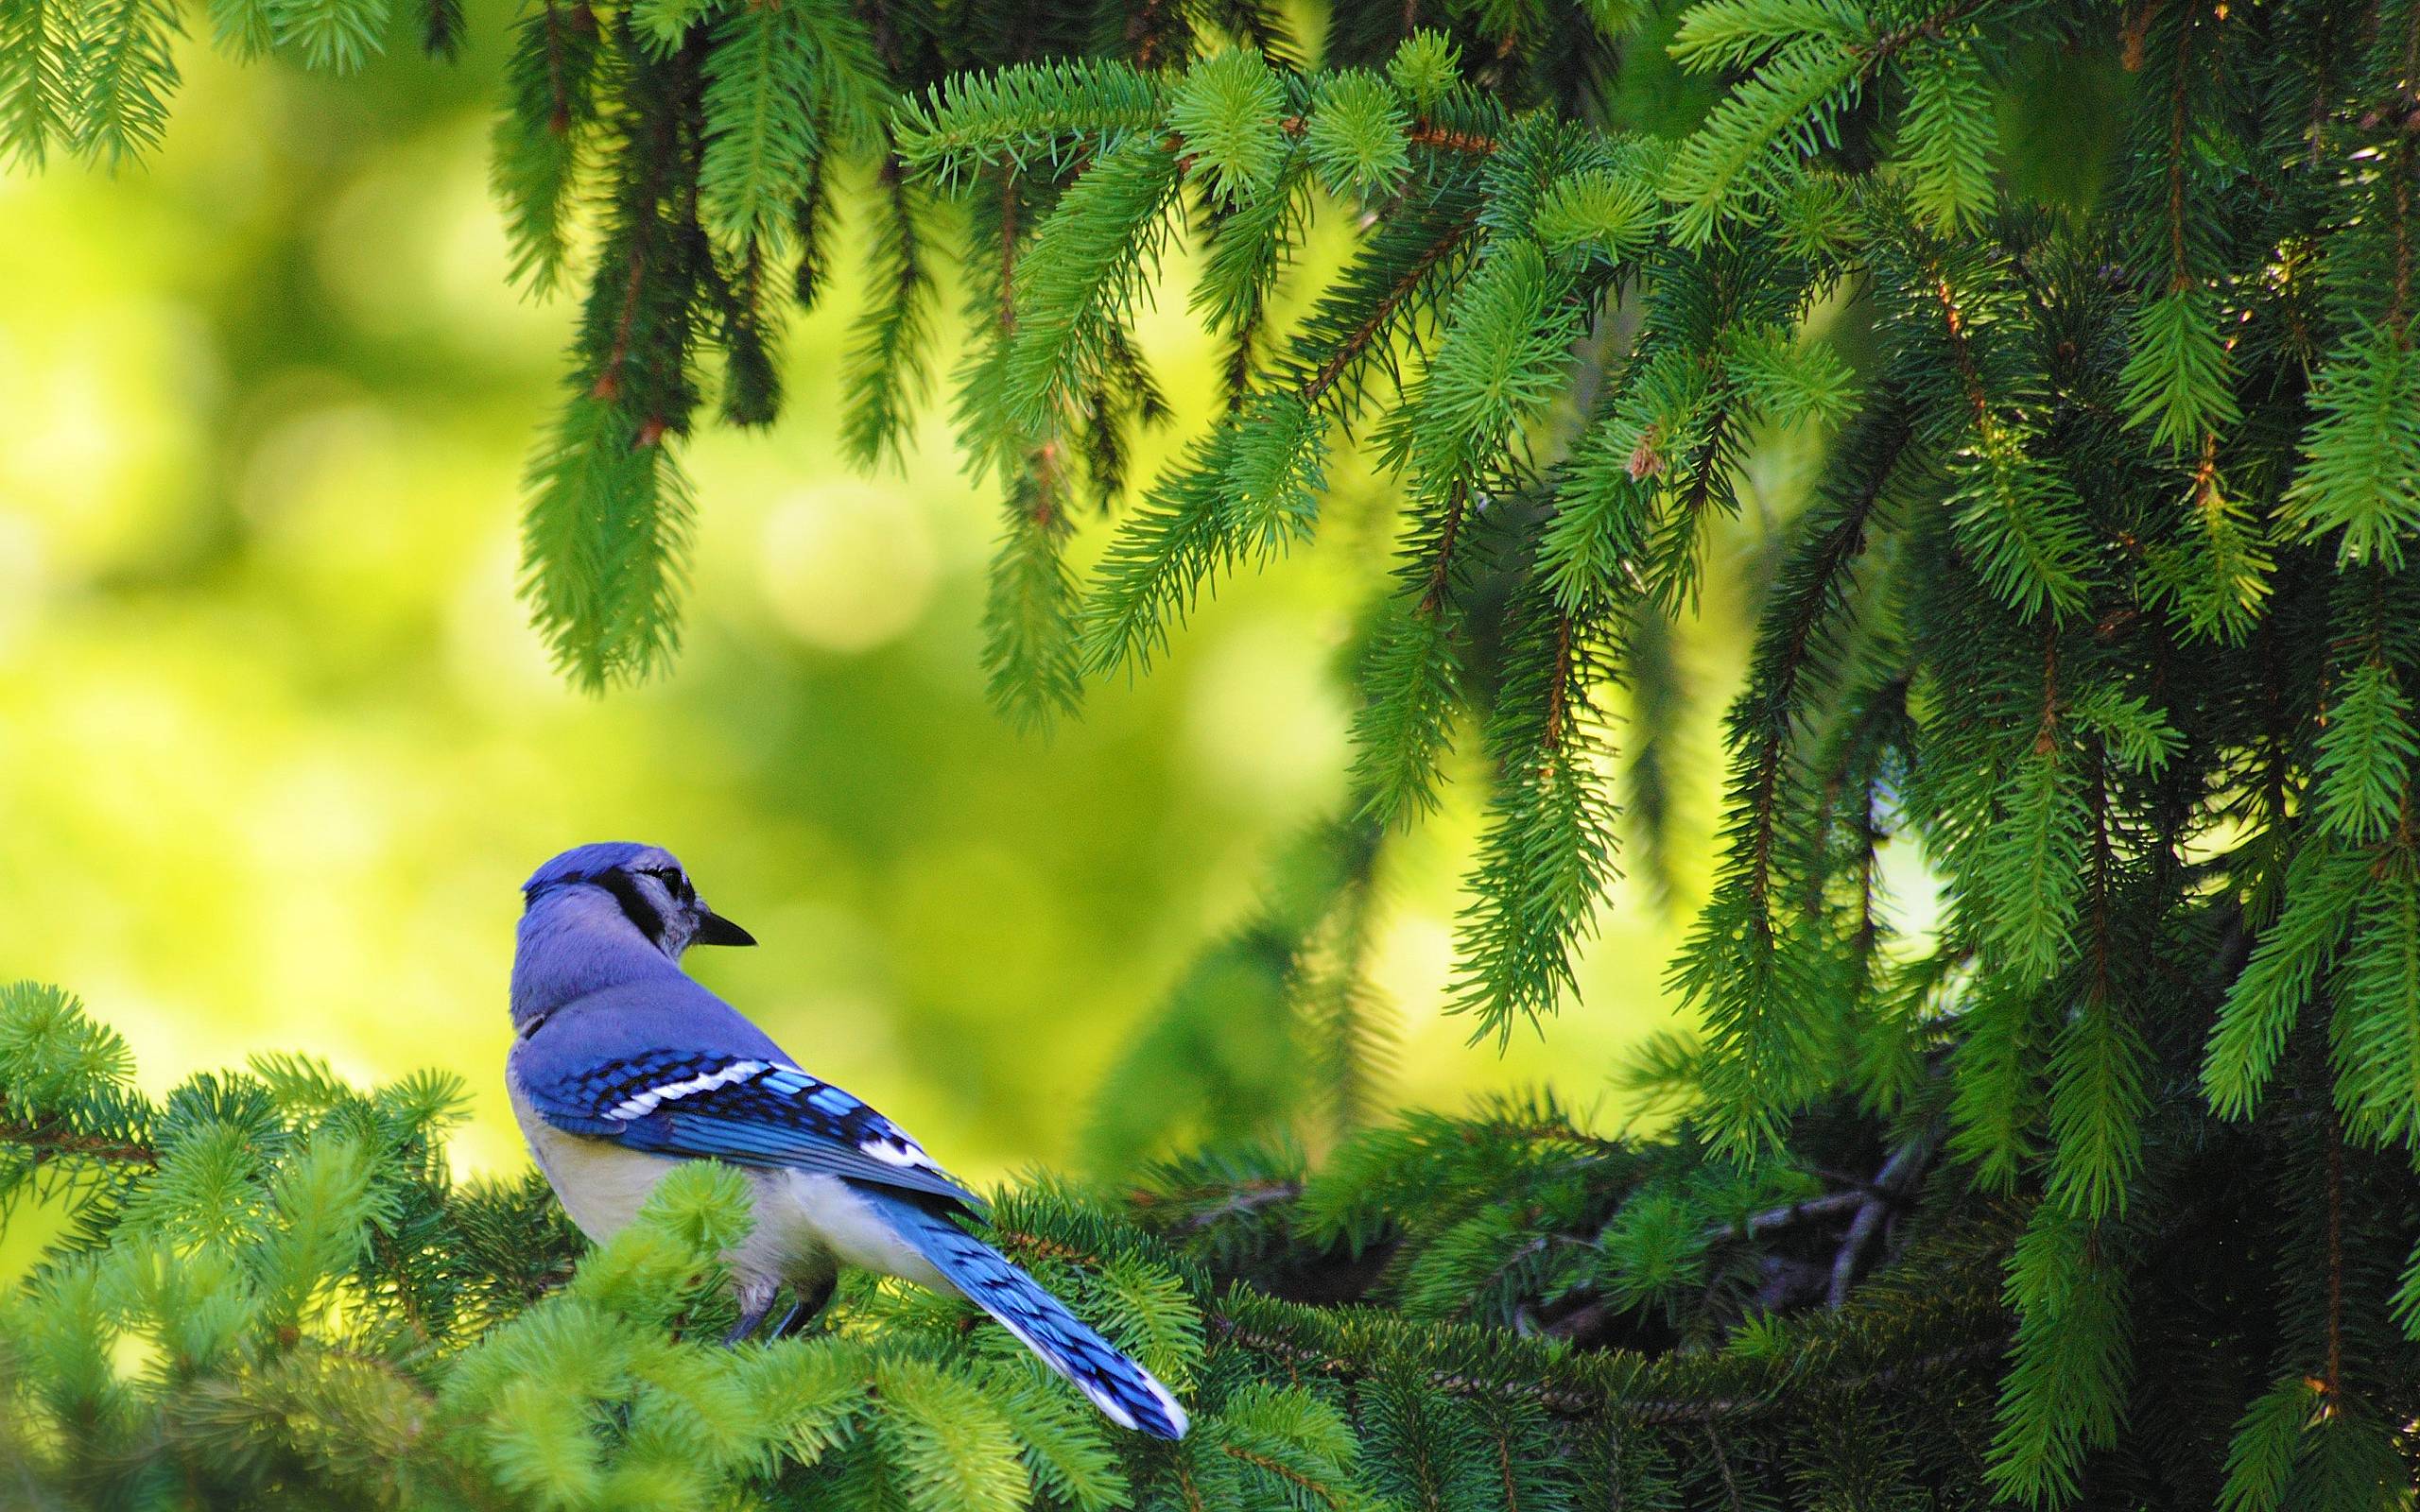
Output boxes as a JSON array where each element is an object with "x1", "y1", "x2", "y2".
[{"x1": 693, "y1": 909, "x2": 757, "y2": 947}]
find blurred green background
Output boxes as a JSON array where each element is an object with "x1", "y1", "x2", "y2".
[{"x1": 0, "y1": 6, "x2": 1774, "y2": 1201}]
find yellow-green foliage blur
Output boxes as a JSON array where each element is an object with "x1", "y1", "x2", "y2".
[{"x1": 0, "y1": 5, "x2": 1775, "y2": 1214}]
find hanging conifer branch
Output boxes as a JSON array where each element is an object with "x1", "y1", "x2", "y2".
[
  {"x1": 1680, "y1": 401, "x2": 1909, "y2": 1149},
  {"x1": 1295, "y1": 203, "x2": 1483, "y2": 409}
]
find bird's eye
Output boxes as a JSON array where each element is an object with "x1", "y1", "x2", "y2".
[{"x1": 639, "y1": 866, "x2": 694, "y2": 902}]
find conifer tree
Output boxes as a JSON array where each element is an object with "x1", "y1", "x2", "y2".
[{"x1": 9, "y1": 0, "x2": 2420, "y2": 1506}]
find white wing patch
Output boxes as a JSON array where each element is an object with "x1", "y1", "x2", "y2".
[
  {"x1": 606, "y1": 1058, "x2": 769, "y2": 1121},
  {"x1": 607, "y1": 1058, "x2": 956, "y2": 1187},
  {"x1": 860, "y1": 1135, "x2": 936, "y2": 1169}
]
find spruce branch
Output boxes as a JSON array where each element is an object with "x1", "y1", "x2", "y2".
[
  {"x1": 1664, "y1": 0, "x2": 1982, "y2": 246},
  {"x1": 1449, "y1": 596, "x2": 1621, "y2": 1044},
  {"x1": 1680, "y1": 399, "x2": 1911, "y2": 1152},
  {"x1": 840, "y1": 144, "x2": 941, "y2": 469},
  {"x1": 0, "y1": 0, "x2": 86, "y2": 165},
  {"x1": 0, "y1": 1095, "x2": 157, "y2": 1167},
  {"x1": 1296, "y1": 204, "x2": 1483, "y2": 410},
  {"x1": 71, "y1": 0, "x2": 182, "y2": 168}
]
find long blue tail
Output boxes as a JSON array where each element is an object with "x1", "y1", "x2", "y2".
[{"x1": 865, "y1": 1192, "x2": 1189, "y2": 1439}]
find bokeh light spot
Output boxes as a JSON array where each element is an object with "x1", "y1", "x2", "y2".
[{"x1": 758, "y1": 482, "x2": 938, "y2": 653}]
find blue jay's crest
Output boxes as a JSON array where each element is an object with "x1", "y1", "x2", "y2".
[
  {"x1": 524, "y1": 841, "x2": 672, "y2": 895},
  {"x1": 507, "y1": 842, "x2": 1189, "y2": 1438}
]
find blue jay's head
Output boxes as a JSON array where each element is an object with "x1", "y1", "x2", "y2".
[{"x1": 521, "y1": 842, "x2": 757, "y2": 958}]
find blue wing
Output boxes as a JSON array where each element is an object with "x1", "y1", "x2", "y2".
[{"x1": 518, "y1": 1042, "x2": 982, "y2": 1211}]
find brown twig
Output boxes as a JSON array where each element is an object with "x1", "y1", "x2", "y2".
[
  {"x1": 1543, "y1": 614, "x2": 1577, "y2": 751},
  {"x1": 1825, "y1": 1132, "x2": 1938, "y2": 1309},
  {"x1": 1418, "y1": 479, "x2": 1469, "y2": 614},
  {"x1": 1134, "y1": 1178, "x2": 1305, "y2": 1233},
  {"x1": 1301, "y1": 209, "x2": 1482, "y2": 406},
  {"x1": 2165, "y1": 9, "x2": 2196, "y2": 292},
  {"x1": 1712, "y1": 1189, "x2": 1871, "y2": 1244},
  {"x1": 1207, "y1": 1313, "x2": 2003, "y2": 1424},
  {"x1": 1228, "y1": 1447, "x2": 1348, "y2": 1507},
  {"x1": 0, "y1": 1096, "x2": 157, "y2": 1166}
]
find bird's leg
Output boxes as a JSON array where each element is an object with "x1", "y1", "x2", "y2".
[
  {"x1": 724, "y1": 1281, "x2": 781, "y2": 1347},
  {"x1": 764, "y1": 1296, "x2": 806, "y2": 1340},
  {"x1": 769, "y1": 1272, "x2": 838, "y2": 1339}
]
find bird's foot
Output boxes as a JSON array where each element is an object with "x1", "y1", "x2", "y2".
[
  {"x1": 766, "y1": 1274, "x2": 837, "y2": 1339},
  {"x1": 723, "y1": 1296, "x2": 776, "y2": 1347},
  {"x1": 724, "y1": 1274, "x2": 836, "y2": 1346}
]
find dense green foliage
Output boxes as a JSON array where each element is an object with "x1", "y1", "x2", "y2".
[
  {"x1": 9, "y1": 0, "x2": 2420, "y2": 1506},
  {"x1": 5, "y1": 983, "x2": 2029, "y2": 1510}
]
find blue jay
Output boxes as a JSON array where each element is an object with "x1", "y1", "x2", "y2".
[{"x1": 505, "y1": 841, "x2": 1188, "y2": 1439}]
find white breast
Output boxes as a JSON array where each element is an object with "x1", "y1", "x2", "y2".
[{"x1": 509, "y1": 1072, "x2": 683, "y2": 1246}]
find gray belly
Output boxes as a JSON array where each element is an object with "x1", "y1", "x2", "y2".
[{"x1": 748, "y1": 1167, "x2": 948, "y2": 1292}]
